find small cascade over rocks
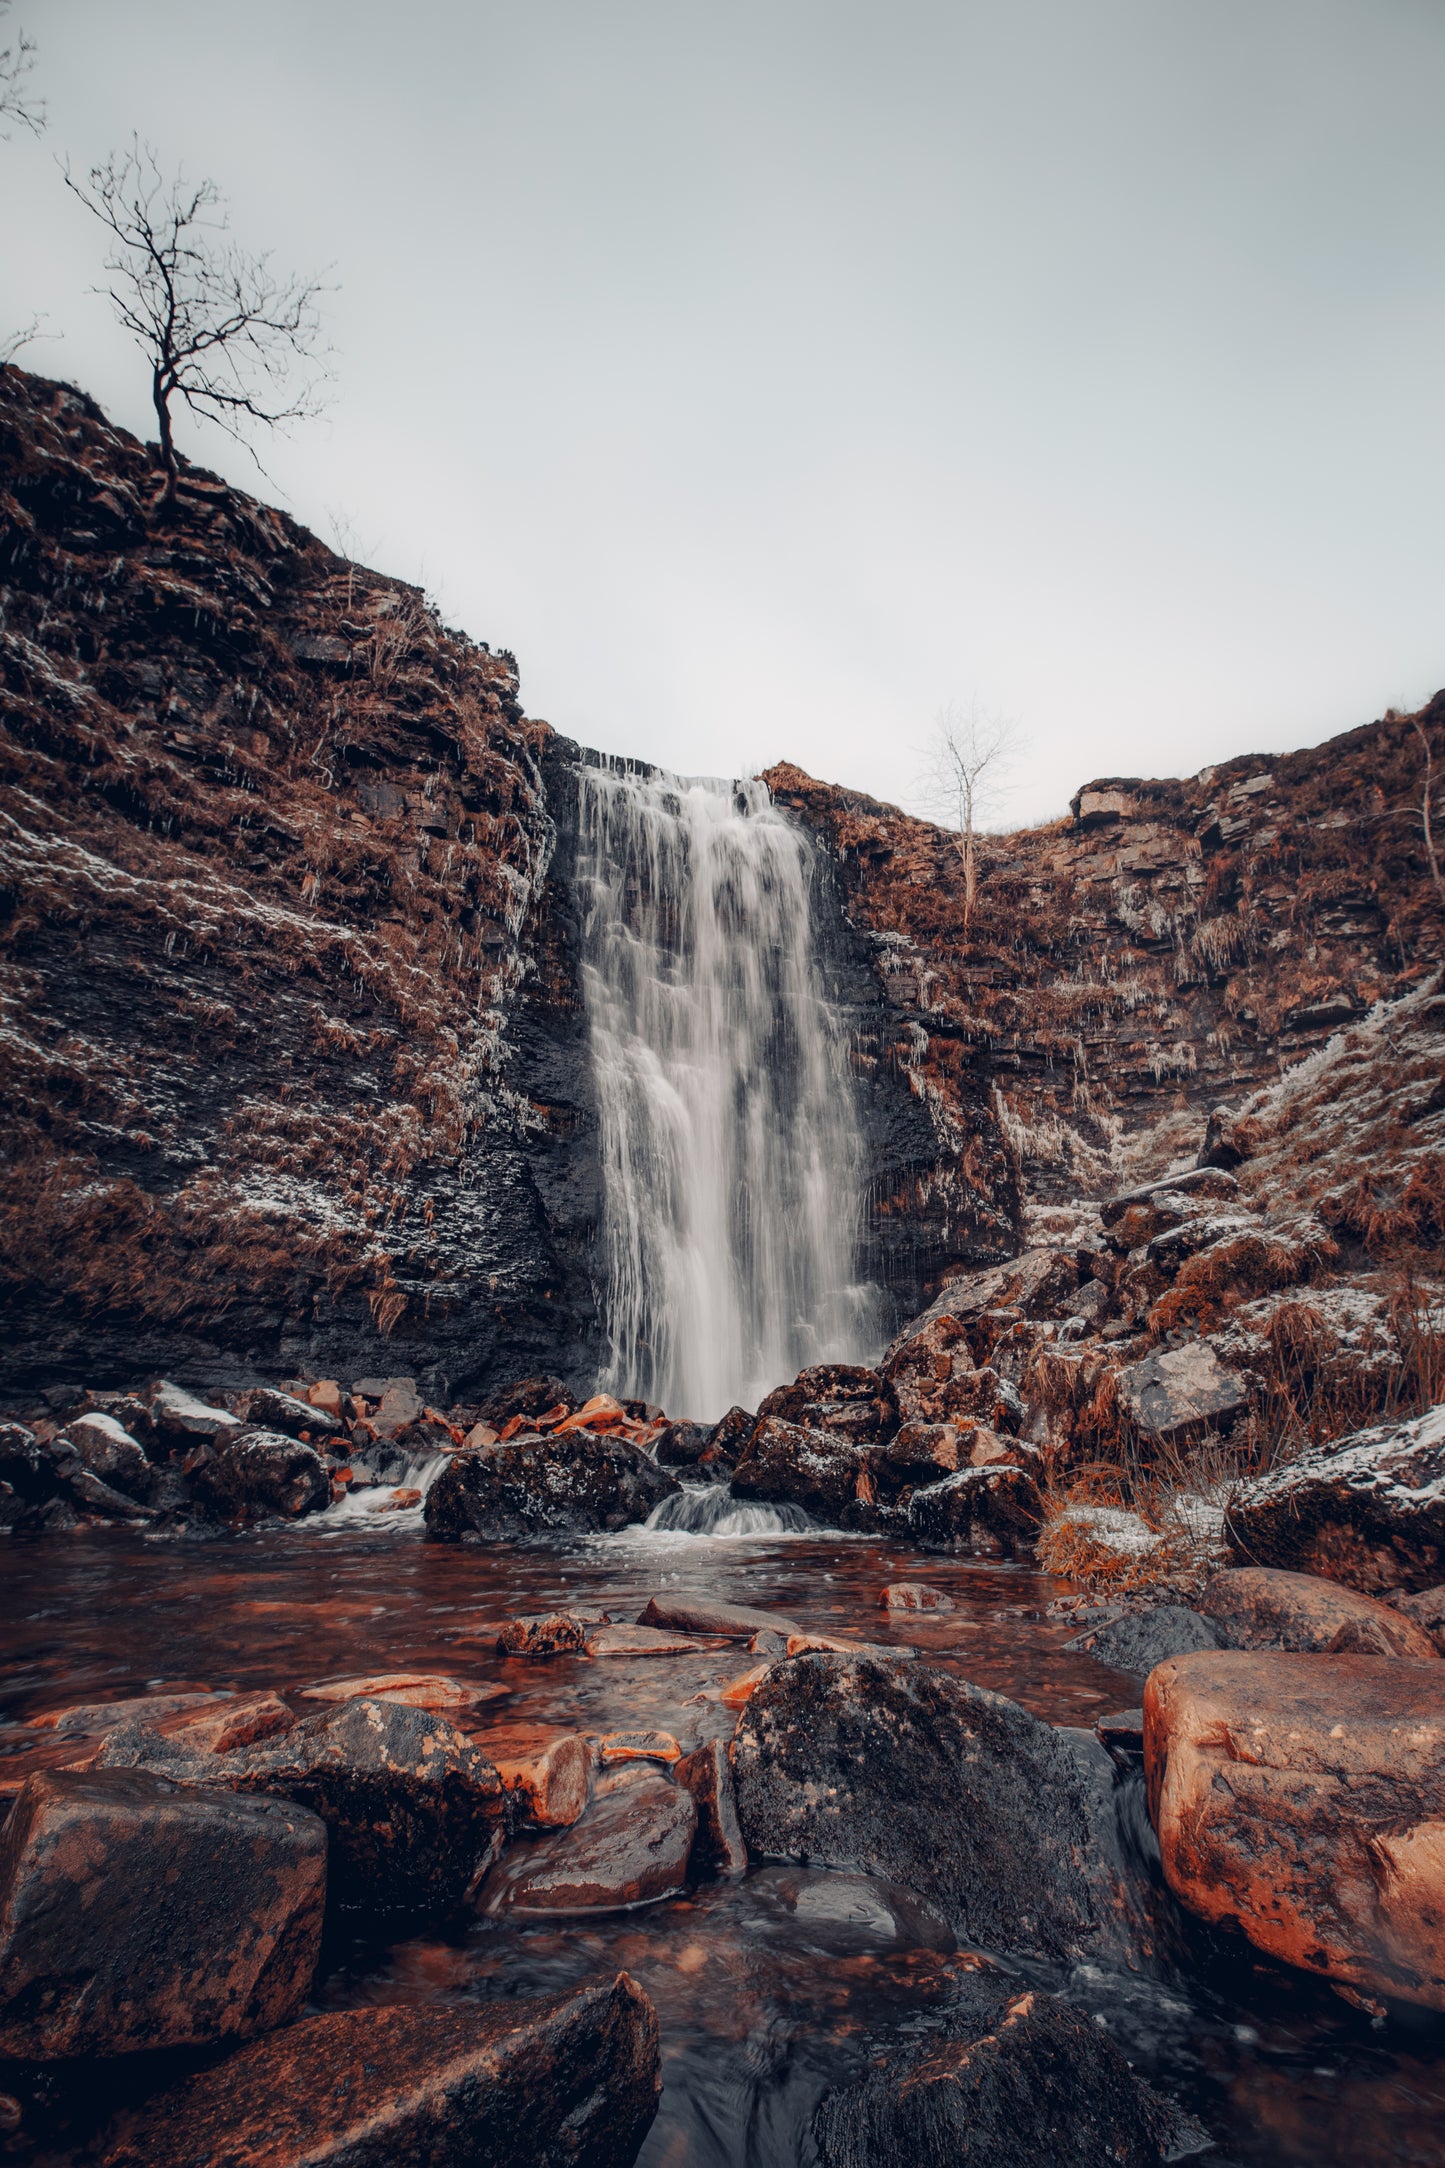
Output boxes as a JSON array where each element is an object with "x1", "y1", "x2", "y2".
[
  {"x1": 641, "y1": 1484, "x2": 815, "y2": 1538},
  {"x1": 576, "y1": 756, "x2": 881, "y2": 1421}
]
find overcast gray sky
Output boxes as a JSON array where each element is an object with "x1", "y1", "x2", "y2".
[{"x1": 6, "y1": 0, "x2": 1443, "y2": 821}]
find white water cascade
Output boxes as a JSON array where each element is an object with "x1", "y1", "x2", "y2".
[{"x1": 576, "y1": 758, "x2": 881, "y2": 1421}]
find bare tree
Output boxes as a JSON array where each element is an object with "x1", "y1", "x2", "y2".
[
  {"x1": 916, "y1": 703, "x2": 1020, "y2": 931},
  {"x1": 1412, "y1": 716, "x2": 1445, "y2": 915},
  {"x1": 64, "y1": 138, "x2": 329, "y2": 509},
  {"x1": 0, "y1": 0, "x2": 43, "y2": 137}
]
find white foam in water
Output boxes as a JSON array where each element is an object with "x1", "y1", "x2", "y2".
[
  {"x1": 576, "y1": 757, "x2": 881, "y2": 1423},
  {"x1": 312, "y1": 1449, "x2": 449, "y2": 1535},
  {"x1": 604, "y1": 1483, "x2": 817, "y2": 1543}
]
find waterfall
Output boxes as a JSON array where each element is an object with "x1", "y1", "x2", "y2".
[{"x1": 576, "y1": 756, "x2": 880, "y2": 1420}]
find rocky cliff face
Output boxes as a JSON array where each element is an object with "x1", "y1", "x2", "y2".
[
  {"x1": 766, "y1": 710, "x2": 1443, "y2": 1205},
  {"x1": 0, "y1": 367, "x2": 582, "y2": 1398},
  {"x1": 2, "y1": 364, "x2": 1438, "y2": 1405},
  {"x1": 0, "y1": 369, "x2": 1000, "y2": 1400}
]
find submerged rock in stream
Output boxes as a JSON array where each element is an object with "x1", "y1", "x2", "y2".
[
  {"x1": 814, "y1": 1967, "x2": 1208, "y2": 2168},
  {"x1": 479, "y1": 1769, "x2": 697, "y2": 1915},
  {"x1": 99, "y1": 1974, "x2": 662, "y2": 2168},
  {"x1": 731, "y1": 1653, "x2": 1145, "y2": 1964}
]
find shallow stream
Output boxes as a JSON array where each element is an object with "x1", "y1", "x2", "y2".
[{"x1": 3, "y1": 1511, "x2": 1443, "y2": 2166}]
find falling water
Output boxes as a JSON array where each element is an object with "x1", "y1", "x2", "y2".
[{"x1": 576, "y1": 757, "x2": 881, "y2": 1420}]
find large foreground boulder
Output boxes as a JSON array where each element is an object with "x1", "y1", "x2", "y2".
[
  {"x1": 0, "y1": 1767, "x2": 325, "y2": 2059},
  {"x1": 99, "y1": 1974, "x2": 662, "y2": 2168},
  {"x1": 1225, "y1": 1406, "x2": 1445, "y2": 1593},
  {"x1": 731, "y1": 1653, "x2": 1124, "y2": 1962},
  {"x1": 102, "y1": 1697, "x2": 507, "y2": 1918},
  {"x1": 814, "y1": 1969, "x2": 1206, "y2": 2168},
  {"x1": 1146, "y1": 1648, "x2": 1445, "y2": 2010},
  {"x1": 1200, "y1": 1566, "x2": 1438, "y2": 1661},
  {"x1": 425, "y1": 1433, "x2": 678, "y2": 1541}
]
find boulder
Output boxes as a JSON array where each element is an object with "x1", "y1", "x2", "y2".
[
  {"x1": 1066, "y1": 1605, "x2": 1219, "y2": 1676},
  {"x1": 240, "y1": 1387, "x2": 340, "y2": 1439},
  {"x1": 637, "y1": 1594, "x2": 800, "y2": 1639},
  {"x1": 704, "y1": 1404, "x2": 757, "y2": 1467},
  {"x1": 0, "y1": 1767, "x2": 325, "y2": 2059},
  {"x1": 1225, "y1": 1407, "x2": 1445, "y2": 1594},
  {"x1": 101, "y1": 1697, "x2": 507, "y2": 1919},
  {"x1": 654, "y1": 1419, "x2": 711, "y2": 1466},
  {"x1": 425, "y1": 1433, "x2": 677, "y2": 1542},
  {"x1": 186, "y1": 1427, "x2": 330, "y2": 1524},
  {"x1": 879, "y1": 1582, "x2": 956, "y2": 1612},
  {"x1": 481, "y1": 1727, "x2": 594, "y2": 1827},
  {"x1": 814, "y1": 1970, "x2": 1205, "y2": 2168},
  {"x1": 1391, "y1": 1585, "x2": 1445, "y2": 1654},
  {"x1": 29, "y1": 1689, "x2": 229, "y2": 1733},
  {"x1": 298, "y1": 1673, "x2": 512, "y2": 1712},
  {"x1": 907, "y1": 1464, "x2": 1042, "y2": 1555},
  {"x1": 475, "y1": 1373, "x2": 575, "y2": 1428},
  {"x1": 1145, "y1": 1649, "x2": 1445, "y2": 2010},
  {"x1": 1201, "y1": 1567, "x2": 1438, "y2": 1661},
  {"x1": 877, "y1": 1419, "x2": 1022, "y2": 1491},
  {"x1": 884, "y1": 1324, "x2": 1025, "y2": 1432},
  {"x1": 497, "y1": 1611, "x2": 595, "y2": 1657},
  {"x1": 1100, "y1": 1167, "x2": 1239, "y2": 1227},
  {"x1": 98, "y1": 1974, "x2": 662, "y2": 2168},
  {"x1": 479, "y1": 1771, "x2": 697, "y2": 1914},
  {"x1": 754, "y1": 1365, "x2": 898, "y2": 1445},
  {"x1": 730, "y1": 1417, "x2": 872, "y2": 1522},
  {"x1": 148, "y1": 1382, "x2": 240, "y2": 1447},
  {"x1": 598, "y1": 1730, "x2": 681, "y2": 1765},
  {"x1": 1116, "y1": 1342, "x2": 1245, "y2": 1442},
  {"x1": 162, "y1": 1693, "x2": 296, "y2": 1753},
  {"x1": 585, "y1": 1623, "x2": 706, "y2": 1657},
  {"x1": 61, "y1": 1411, "x2": 151, "y2": 1497},
  {"x1": 675, "y1": 1738, "x2": 747, "y2": 1877},
  {"x1": 889, "y1": 1250, "x2": 1084, "y2": 1356},
  {"x1": 731, "y1": 1653, "x2": 1118, "y2": 1961}
]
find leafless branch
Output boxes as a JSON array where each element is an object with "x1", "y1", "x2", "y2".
[
  {"x1": 63, "y1": 136, "x2": 332, "y2": 509},
  {"x1": 0, "y1": 312, "x2": 52, "y2": 366},
  {"x1": 1412, "y1": 718, "x2": 1445, "y2": 916},
  {"x1": 0, "y1": 2, "x2": 43, "y2": 137},
  {"x1": 915, "y1": 702, "x2": 1020, "y2": 931}
]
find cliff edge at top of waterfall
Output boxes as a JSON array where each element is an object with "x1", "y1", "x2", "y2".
[{"x1": 765, "y1": 715, "x2": 1443, "y2": 1204}]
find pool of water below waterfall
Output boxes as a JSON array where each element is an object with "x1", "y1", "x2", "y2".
[{"x1": 3, "y1": 1512, "x2": 1443, "y2": 2168}]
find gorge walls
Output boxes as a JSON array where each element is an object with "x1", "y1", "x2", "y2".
[{"x1": 2, "y1": 364, "x2": 1438, "y2": 1409}]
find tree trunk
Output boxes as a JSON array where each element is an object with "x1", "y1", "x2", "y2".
[{"x1": 152, "y1": 369, "x2": 177, "y2": 510}]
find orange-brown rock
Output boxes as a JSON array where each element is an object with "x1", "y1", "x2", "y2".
[
  {"x1": 298, "y1": 1673, "x2": 511, "y2": 1713},
  {"x1": 584, "y1": 1623, "x2": 707, "y2": 1657},
  {"x1": 1201, "y1": 1567, "x2": 1438, "y2": 1662},
  {"x1": 98, "y1": 1974, "x2": 662, "y2": 2167},
  {"x1": 675, "y1": 1738, "x2": 747, "y2": 1877},
  {"x1": 0, "y1": 1767, "x2": 325, "y2": 2058},
  {"x1": 478, "y1": 1772, "x2": 696, "y2": 1914},
  {"x1": 598, "y1": 1729, "x2": 681, "y2": 1765},
  {"x1": 1145, "y1": 1649, "x2": 1445, "y2": 2009},
  {"x1": 479, "y1": 1725, "x2": 593, "y2": 1827},
  {"x1": 879, "y1": 1582, "x2": 956, "y2": 1612},
  {"x1": 638, "y1": 1594, "x2": 800, "y2": 1639},
  {"x1": 160, "y1": 1692, "x2": 297, "y2": 1753}
]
